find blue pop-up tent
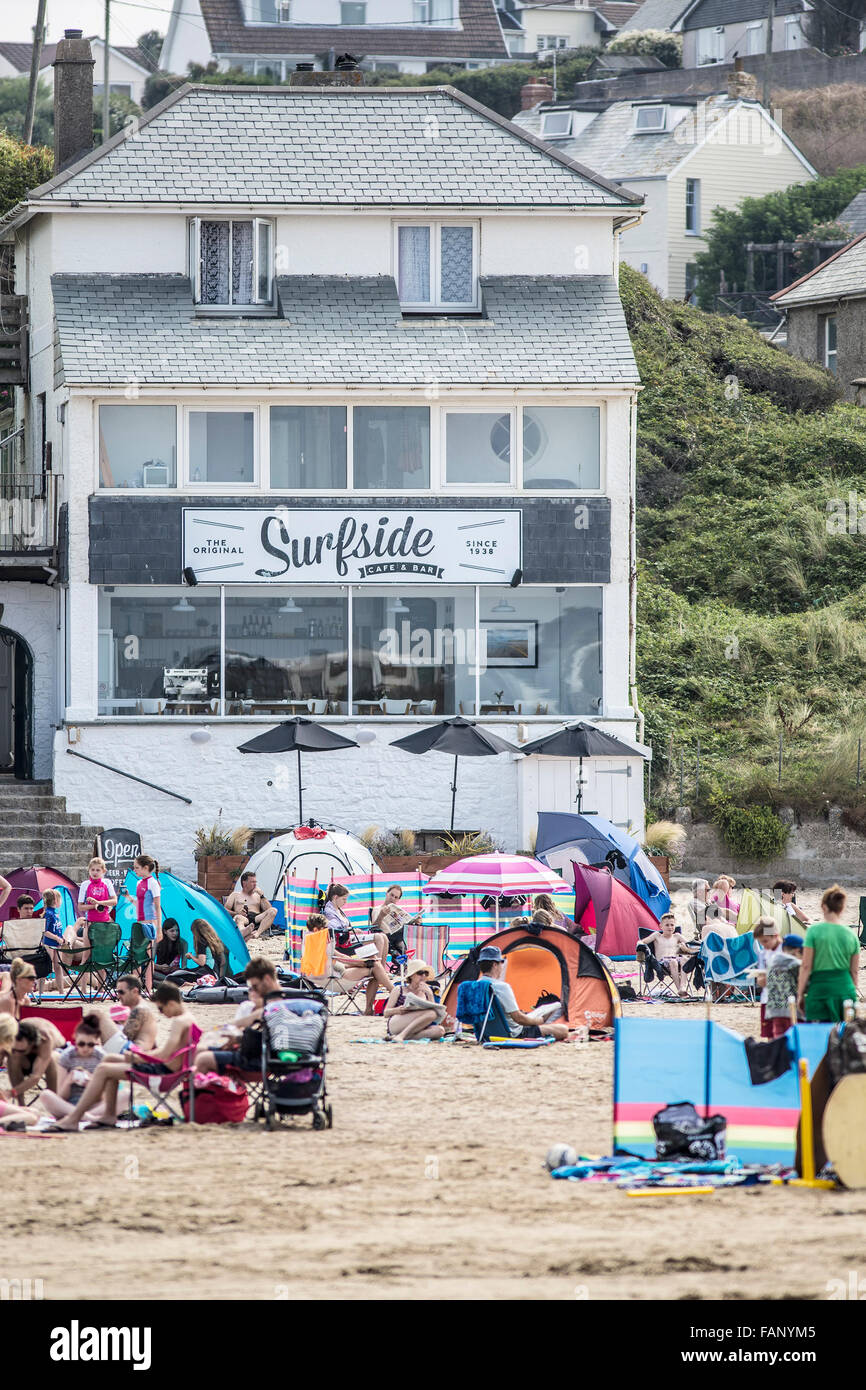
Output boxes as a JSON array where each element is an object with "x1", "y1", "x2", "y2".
[
  {"x1": 115, "y1": 870, "x2": 249, "y2": 977},
  {"x1": 535, "y1": 811, "x2": 670, "y2": 919}
]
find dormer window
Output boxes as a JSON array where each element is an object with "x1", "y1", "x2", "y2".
[
  {"x1": 541, "y1": 110, "x2": 573, "y2": 139},
  {"x1": 633, "y1": 105, "x2": 666, "y2": 133},
  {"x1": 191, "y1": 218, "x2": 274, "y2": 310},
  {"x1": 414, "y1": 0, "x2": 456, "y2": 22},
  {"x1": 396, "y1": 222, "x2": 478, "y2": 312}
]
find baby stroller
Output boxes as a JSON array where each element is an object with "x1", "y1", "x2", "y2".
[{"x1": 255, "y1": 987, "x2": 332, "y2": 1130}]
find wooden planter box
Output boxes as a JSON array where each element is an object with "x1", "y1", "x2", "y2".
[
  {"x1": 649, "y1": 855, "x2": 671, "y2": 889},
  {"x1": 196, "y1": 854, "x2": 247, "y2": 902}
]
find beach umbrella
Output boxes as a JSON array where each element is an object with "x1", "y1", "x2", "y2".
[
  {"x1": 521, "y1": 721, "x2": 647, "y2": 813},
  {"x1": 238, "y1": 717, "x2": 358, "y2": 824},
  {"x1": 390, "y1": 717, "x2": 518, "y2": 831},
  {"x1": 535, "y1": 810, "x2": 670, "y2": 918},
  {"x1": 423, "y1": 853, "x2": 569, "y2": 929}
]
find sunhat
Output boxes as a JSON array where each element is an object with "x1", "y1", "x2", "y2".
[{"x1": 406, "y1": 959, "x2": 432, "y2": 978}]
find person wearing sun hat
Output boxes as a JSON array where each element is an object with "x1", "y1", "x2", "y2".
[{"x1": 383, "y1": 959, "x2": 452, "y2": 1041}]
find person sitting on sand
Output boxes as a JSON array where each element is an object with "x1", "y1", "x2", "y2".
[
  {"x1": 39, "y1": 1014, "x2": 107, "y2": 1121},
  {"x1": 384, "y1": 960, "x2": 453, "y2": 1041},
  {"x1": 7, "y1": 1016, "x2": 64, "y2": 1100},
  {"x1": 185, "y1": 917, "x2": 228, "y2": 980},
  {"x1": 0, "y1": 1015, "x2": 42, "y2": 1128},
  {"x1": 97, "y1": 975, "x2": 159, "y2": 1055},
  {"x1": 531, "y1": 894, "x2": 576, "y2": 931},
  {"x1": 153, "y1": 919, "x2": 185, "y2": 981},
  {"x1": 706, "y1": 877, "x2": 738, "y2": 933},
  {"x1": 225, "y1": 872, "x2": 277, "y2": 942},
  {"x1": 773, "y1": 880, "x2": 809, "y2": 927},
  {"x1": 476, "y1": 945, "x2": 569, "y2": 1041},
  {"x1": 54, "y1": 983, "x2": 194, "y2": 1130},
  {"x1": 640, "y1": 913, "x2": 694, "y2": 998},
  {"x1": 0, "y1": 957, "x2": 38, "y2": 1020},
  {"x1": 193, "y1": 956, "x2": 285, "y2": 1076}
]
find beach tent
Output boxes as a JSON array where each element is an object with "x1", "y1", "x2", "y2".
[
  {"x1": 0, "y1": 866, "x2": 78, "y2": 928},
  {"x1": 116, "y1": 870, "x2": 249, "y2": 977},
  {"x1": 535, "y1": 811, "x2": 670, "y2": 919},
  {"x1": 573, "y1": 862, "x2": 658, "y2": 958},
  {"x1": 613, "y1": 1017, "x2": 832, "y2": 1165},
  {"x1": 240, "y1": 827, "x2": 379, "y2": 902},
  {"x1": 736, "y1": 888, "x2": 789, "y2": 935},
  {"x1": 442, "y1": 922, "x2": 621, "y2": 1028}
]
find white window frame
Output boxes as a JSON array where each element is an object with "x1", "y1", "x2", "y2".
[
  {"x1": 92, "y1": 398, "x2": 605, "y2": 497},
  {"x1": 824, "y1": 315, "x2": 838, "y2": 374},
  {"x1": 696, "y1": 25, "x2": 725, "y2": 65},
  {"x1": 541, "y1": 110, "x2": 574, "y2": 138},
  {"x1": 184, "y1": 404, "x2": 260, "y2": 492},
  {"x1": 394, "y1": 221, "x2": 480, "y2": 313},
  {"x1": 685, "y1": 178, "x2": 701, "y2": 236},
  {"x1": 189, "y1": 217, "x2": 275, "y2": 311},
  {"x1": 633, "y1": 104, "x2": 667, "y2": 133},
  {"x1": 745, "y1": 21, "x2": 764, "y2": 55}
]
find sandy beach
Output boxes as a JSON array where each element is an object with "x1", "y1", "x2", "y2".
[{"x1": 4, "y1": 880, "x2": 865, "y2": 1303}]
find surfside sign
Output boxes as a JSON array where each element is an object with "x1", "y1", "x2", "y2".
[{"x1": 182, "y1": 508, "x2": 522, "y2": 585}]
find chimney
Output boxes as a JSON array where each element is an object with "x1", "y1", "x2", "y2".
[
  {"x1": 728, "y1": 57, "x2": 758, "y2": 102},
  {"x1": 289, "y1": 55, "x2": 365, "y2": 86},
  {"x1": 52, "y1": 30, "x2": 95, "y2": 174},
  {"x1": 521, "y1": 79, "x2": 554, "y2": 111}
]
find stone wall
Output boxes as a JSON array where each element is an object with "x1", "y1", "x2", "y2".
[
  {"x1": 677, "y1": 807, "x2": 866, "y2": 886},
  {"x1": 574, "y1": 49, "x2": 866, "y2": 103}
]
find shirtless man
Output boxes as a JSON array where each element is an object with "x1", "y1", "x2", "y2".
[
  {"x1": 225, "y1": 872, "x2": 277, "y2": 941},
  {"x1": 54, "y1": 982, "x2": 194, "y2": 1130},
  {"x1": 97, "y1": 975, "x2": 159, "y2": 1055},
  {"x1": 7, "y1": 1016, "x2": 64, "y2": 1099}
]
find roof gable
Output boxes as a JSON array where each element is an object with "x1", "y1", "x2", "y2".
[{"x1": 27, "y1": 84, "x2": 641, "y2": 210}]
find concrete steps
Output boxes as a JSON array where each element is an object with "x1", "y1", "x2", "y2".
[{"x1": 0, "y1": 780, "x2": 102, "y2": 881}]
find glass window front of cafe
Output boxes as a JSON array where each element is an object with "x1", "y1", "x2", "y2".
[{"x1": 97, "y1": 584, "x2": 604, "y2": 719}]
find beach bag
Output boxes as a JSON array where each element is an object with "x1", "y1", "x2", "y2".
[
  {"x1": 182, "y1": 1072, "x2": 248, "y2": 1124},
  {"x1": 827, "y1": 1020, "x2": 866, "y2": 1085},
  {"x1": 652, "y1": 1102, "x2": 727, "y2": 1161}
]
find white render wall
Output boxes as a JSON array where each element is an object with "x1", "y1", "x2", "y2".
[
  {"x1": 44, "y1": 211, "x2": 615, "y2": 280},
  {"x1": 53, "y1": 716, "x2": 642, "y2": 878}
]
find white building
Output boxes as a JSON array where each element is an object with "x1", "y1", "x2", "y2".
[
  {"x1": 1, "y1": 35, "x2": 649, "y2": 878},
  {"x1": 616, "y1": 0, "x2": 813, "y2": 70},
  {"x1": 515, "y1": 72, "x2": 816, "y2": 300},
  {"x1": 161, "y1": 0, "x2": 511, "y2": 78},
  {"x1": 0, "y1": 37, "x2": 153, "y2": 105},
  {"x1": 495, "y1": 2, "x2": 615, "y2": 56}
]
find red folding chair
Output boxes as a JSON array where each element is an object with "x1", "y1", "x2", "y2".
[{"x1": 127, "y1": 1022, "x2": 203, "y2": 1123}]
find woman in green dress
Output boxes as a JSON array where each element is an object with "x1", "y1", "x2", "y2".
[{"x1": 797, "y1": 885, "x2": 860, "y2": 1023}]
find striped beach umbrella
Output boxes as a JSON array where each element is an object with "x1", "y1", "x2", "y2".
[{"x1": 423, "y1": 854, "x2": 569, "y2": 930}]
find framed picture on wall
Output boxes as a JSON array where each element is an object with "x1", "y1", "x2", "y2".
[{"x1": 482, "y1": 620, "x2": 538, "y2": 668}]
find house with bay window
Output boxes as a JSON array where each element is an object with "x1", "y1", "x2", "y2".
[
  {"x1": 2, "y1": 39, "x2": 648, "y2": 871},
  {"x1": 160, "y1": 0, "x2": 510, "y2": 78}
]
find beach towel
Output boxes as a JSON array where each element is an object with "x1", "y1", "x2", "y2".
[{"x1": 455, "y1": 978, "x2": 493, "y2": 1024}]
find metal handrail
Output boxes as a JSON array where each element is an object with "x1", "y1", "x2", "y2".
[{"x1": 66, "y1": 748, "x2": 193, "y2": 803}]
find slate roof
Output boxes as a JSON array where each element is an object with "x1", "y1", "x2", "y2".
[
  {"x1": 681, "y1": 0, "x2": 805, "y2": 28},
  {"x1": 198, "y1": 0, "x2": 508, "y2": 60},
  {"x1": 27, "y1": 84, "x2": 640, "y2": 208},
  {"x1": 617, "y1": 0, "x2": 690, "y2": 32},
  {"x1": 594, "y1": 2, "x2": 644, "y2": 25},
  {"x1": 839, "y1": 189, "x2": 866, "y2": 238},
  {"x1": 772, "y1": 233, "x2": 866, "y2": 308},
  {"x1": 0, "y1": 41, "x2": 58, "y2": 70},
  {"x1": 516, "y1": 93, "x2": 741, "y2": 182},
  {"x1": 50, "y1": 273, "x2": 639, "y2": 386}
]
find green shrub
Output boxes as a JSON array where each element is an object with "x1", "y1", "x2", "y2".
[
  {"x1": 606, "y1": 29, "x2": 682, "y2": 68},
  {"x1": 711, "y1": 803, "x2": 790, "y2": 861}
]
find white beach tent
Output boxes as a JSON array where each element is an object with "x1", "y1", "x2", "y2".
[{"x1": 240, "y1": 828, "x2": 380, "y2": 900}]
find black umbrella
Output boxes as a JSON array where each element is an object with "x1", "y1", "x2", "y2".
[
  {"x1": 520, "y1": 721, "x2": 645, "y2": 814},
  {"x1": 238, "y1": 717, "x2": 358, "y2": 825},
  {"x1": 390, "y1": 716, "x2": 518, "y2": 832}
]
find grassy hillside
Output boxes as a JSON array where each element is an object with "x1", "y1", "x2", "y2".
[{"x1": 621, "y1": 264, "x2": 866, "y2": 822}]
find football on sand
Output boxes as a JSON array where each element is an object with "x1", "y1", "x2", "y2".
[{"x1": 545, "y1": 1143, "x2": 578, "y2": 1172}]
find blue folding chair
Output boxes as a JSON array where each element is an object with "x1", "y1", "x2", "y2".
[
  {"x1": 700, "y1": 930, "x2": 758, "y2": 1004},
  {"x1": 456, "y1": 978, "x2": 515, "y2": 1042}
]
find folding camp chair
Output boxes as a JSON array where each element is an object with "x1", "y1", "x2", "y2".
[
  {"x1": 455, "y1": 978, "x2": 515, "y2": 1043},
  {"x1": 19, "y1": 1002, "x2": 84, "y2": 1044},
  {"x1": 127, "y1": 1022, "x2": 203, "y2": 1124},
  {"x1": 58, "y1": 921, "x2": 122, "y2": 1001},
  {"x1": 0, "y1": 917, "x2": 51, "y2": 984},
  {"x1": 118, "y1": 922, "x2": 155, "y2": 994},
  {"x1": 635, "y1": 928, "x2": 702, "y2": 1001},
  {"x1": 700, "y1": 930, "x2": 758, "y2": 1004}
]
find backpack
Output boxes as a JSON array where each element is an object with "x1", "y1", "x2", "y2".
[
  {"x1": 652, "y1": 1101, "x2": 727, "y2": 1161},
  {"x1": 827, "y1": 1020, "x2": 866, "y2": 1085}
]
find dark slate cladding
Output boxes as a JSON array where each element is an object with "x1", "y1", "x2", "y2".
[
  {"x1": 682, "y1": 0, "x2": 804, "y2": 27},
  {"x1": 56, "y1": 502, "x2": 69, "y2": 585},
  {"x1": 88, "y1": 496, "x2": 611, "y2": 586}
]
